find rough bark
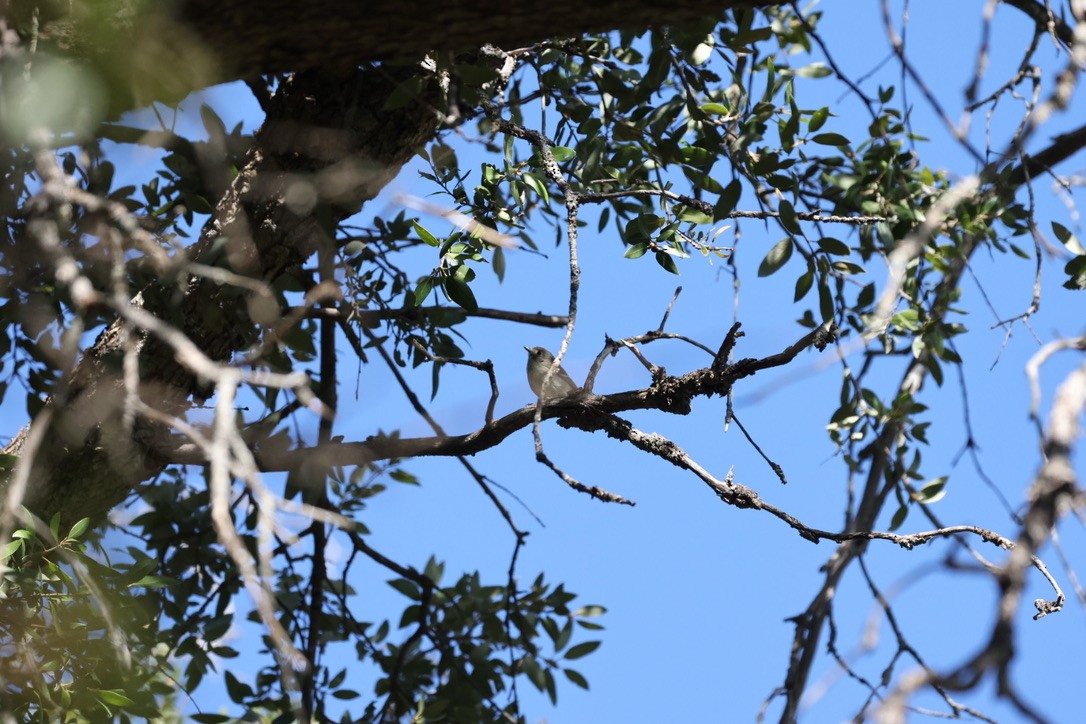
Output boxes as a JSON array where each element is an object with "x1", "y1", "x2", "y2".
[{"x1": 6, "y1": 0, "x2": 783, "y2": 113}]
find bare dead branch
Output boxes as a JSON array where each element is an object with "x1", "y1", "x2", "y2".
[
  {"x1": 727, "y1": 411, "x2": 787, "y2": 484},
  {"x1": 657, "y1": 286, "x2": 682, "y2": 332},
  {"x1": 407, "y1": 338, "x2": 500, "y2": 426}
]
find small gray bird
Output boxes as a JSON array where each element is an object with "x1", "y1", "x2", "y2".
[{"x1": 524, "y1": 346, "x2": 579, "y2": 399}]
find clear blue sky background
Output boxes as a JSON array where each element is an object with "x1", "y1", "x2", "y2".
[{"x1": 17, "y1": 1, "x2": 1085, "y2": 721}]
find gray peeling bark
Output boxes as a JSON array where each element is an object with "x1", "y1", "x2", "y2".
[{"x1": 4, "y1": 64, "x2": 442, "y2": 526}]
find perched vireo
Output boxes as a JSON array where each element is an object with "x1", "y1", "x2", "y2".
[{"x1": 524, "y1": 346, "x2": 578, "y2": 399}]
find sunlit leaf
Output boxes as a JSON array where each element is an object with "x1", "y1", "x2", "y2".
[
  {"x1": 413, "y1": 221, "x2": 441, "y2": 246},
  {"x1": 914, "y1": 477, "x2": 948, "y2": 504},
  {"x1": 1052, "y1": 221, "x2": 1086, "y2": 255}
]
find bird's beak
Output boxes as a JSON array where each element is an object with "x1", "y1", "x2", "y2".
[{"x1": 523, "y1": 346, "x2": 531, "y2": 352}]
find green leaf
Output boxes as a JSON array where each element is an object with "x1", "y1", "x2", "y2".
[
  {"x1": 817, "y1": 237, "x2": 850, "y2": 256},
  {"x1": 412, "y1": 221, "x2": 440, "y2": 247},
  {"x1": 700, "y1": 102, "x2": 731, "y2": 115},
  {"x1": 624, "y1": 242, "x2": 650, "y2": 259},
  {"x1": 926, "y1": 355, "x2": 945, "y2": 385},
  {"x1": 808, "y1": 107, "x2": 830, "y2": 133},
  {"x1": 564, "y1": 640, "x2": 602, "y2": 660},
  {"x1": 550, "y1": 146, "x2": 576, "y2": 162},
  {"x1": 130, "y1": 575, "x2": 178, "y2": 589},
  {"x1": 891, "y1": 309, "x2": 921, "y2": 331},
  {"x1": 714, "y1": 179, "x2": 742, "y2": 220},
  {"x1": 732, "y1": 26, "x2": 774, "y2": 45},
  {"x1": 413, "y1": 276, "x2": 434, "y2": 306},
  {"x1": 554, "y1": 621, "x2": 573, "y2": 651},
  {"x1": 795, "y1": 62, "x2": 831, "y2": 78},
  {"x1": 521, "y1": 171, "x2": 550, "y2": 205},
  {"x1": 1009, "y1": 243, "x2": 1031, "y2": 259},
  {"x1": 831, "y1": 261, "x2": 865, "y2": 274},
  {"x1": 937, "y1": 345, "x2": 962, "y2": 364},
  {"x1": 914, "y1": 477, "x2": 948, "y2": 504},
  {"x1": 681, "y1": 145, "x2": 714, "y2": 168},
  {"x1": 794, "y1": 268, "x2": 814, "y2": 301},
  {"x1": 889, "y1": 504, "x2": 909, "y2": 531},
  {"x1": 778, "y1": 199, "x2": 801, "y2": 234},
  {"x1": 1, "y1": 539, "x2": 22, "y2": 558},
  {"x1": 522, "y1": 656, "x2": 546, "y2": 691},
  {"x1": 818, "y1": 276, "x2": 834, "y2": 322},
  {"x1": 622, "y1": 216, "x2": 648, "y2": 245},
  {"x1": 492, "y1": 246, "x2": 506, "y2": 282},
  {"x1": 181, "y1": 192, "x2": 214, "y2": 215},
  {"x1": 67, "y1": 517, "x2": 91, "y2": 541},
  {"x1": 560, "y1": 638, "x2": 603, "y2": 664},
  {"x1": 1052, "y1": 221, "x2": 1086, "y2": 255},
  {"x1": 758, "y1": 238, "x2": 793, "y2": 277},
  {"x1": 564, "y1": 668, "x2": 590, "y2": 690},
  {"x1": 1064, "y1": 255, "x2": 1086, "y2": 290},
  {"x1": 199, "y1": 103, "x2": 226, "y2": 143},
  {"x1": 780, "y1": 105, "x2": 800, "y2": 152},
  {"x1": 444, "y1": 276, "x2": 478, "y2": 312},
  {"x1": 811, "y1": 132, "x2": 850, "y2": 147},
  {"x1": 857, "y1": 282, "x2": 876, "y2": 308},
  {"x1": 224, "y1": 670, "x2": 253, "y2": 703},
  {"x1": 390, "y1": 469, "x2": 420, "y2": 485},
  {"x1": 97, "y1": 690, "x2": 135, "y2": 707},
  {"x1": 423, "y1": 557, "x2": 444, "y2": 584},
  {"x1": 575, "y1": 604, "x2": 607, "y2": 618},
  {"x1": 387, "y1": 578, "x2": 422, "y2": 600},
  {"x1": 677, "y1": 206, "x2": 713, "y2": 224},
  {"x1": 342, "y1": 240, "x2": 366, "y2": 258},
  {"x1": 655, "y1": 250, "x2": 680, "y2": 275}
]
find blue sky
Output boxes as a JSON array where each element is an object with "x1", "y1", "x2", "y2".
[{"x1": 16, "y1": 1, "x2": 1086, "y2": 721}]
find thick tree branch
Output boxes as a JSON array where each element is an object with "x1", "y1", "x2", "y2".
[
  {"x1": 10, "y1": 0, "x2": 786, "y2": 113},
  {"x1": 162, "y1": 323, "x2": 833, "y2": 472}
]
